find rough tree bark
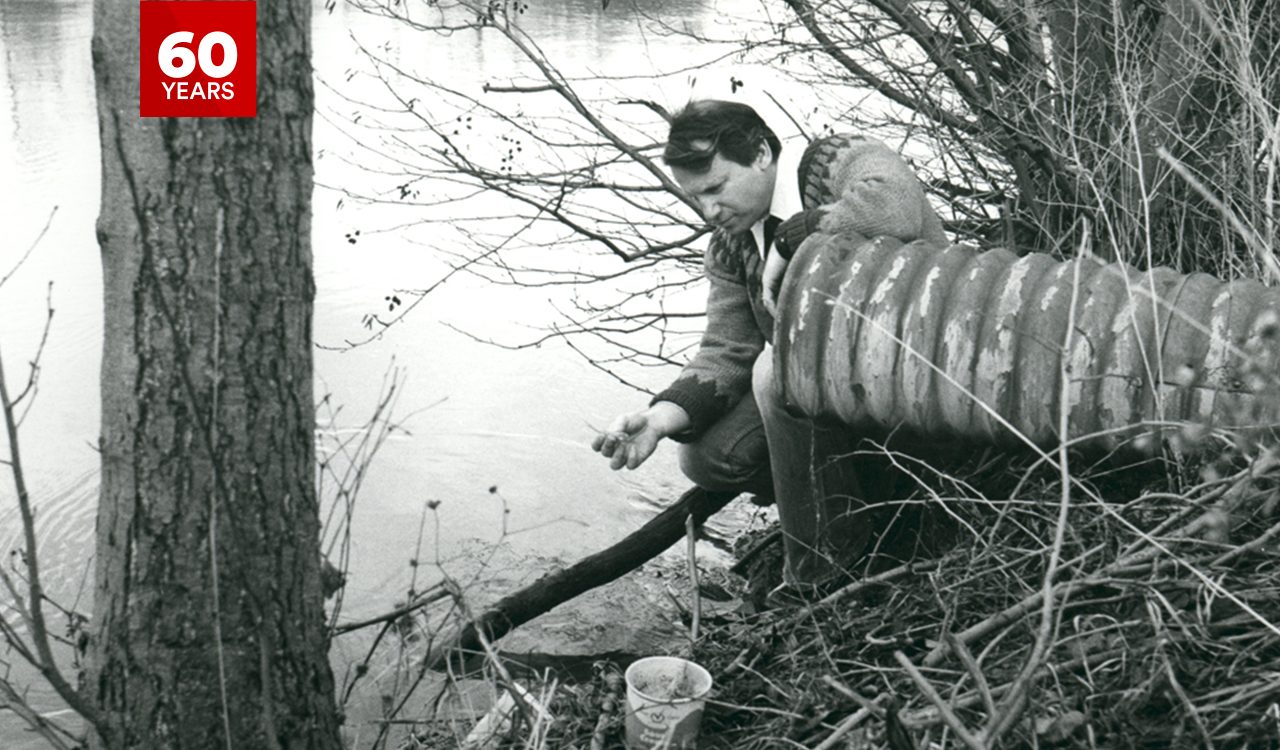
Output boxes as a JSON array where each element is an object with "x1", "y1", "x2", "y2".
[{"x1": 88, "y1": 1, "x2": 343, "y2": 747}]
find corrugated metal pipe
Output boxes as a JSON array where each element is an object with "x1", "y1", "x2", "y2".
[{"x1": 774, "y1": 233, "x2": 1280, "y2": 453}]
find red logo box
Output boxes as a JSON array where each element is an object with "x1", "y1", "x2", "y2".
[{"x1": 140, "y1": 1, "x2": 257, "y2": 118}]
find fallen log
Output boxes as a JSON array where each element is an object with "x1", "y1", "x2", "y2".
[{"x1": 424, "y1": 486, "x2": 739, "y2": 672}]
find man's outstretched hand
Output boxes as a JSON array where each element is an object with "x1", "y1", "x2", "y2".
[{"x1": 592, "y1": 401, "x2": 691, "y2": 470}]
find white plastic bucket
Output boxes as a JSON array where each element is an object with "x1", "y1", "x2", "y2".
[{"x1": 623, "y1": 656, "x2": 713, "y2": 749}]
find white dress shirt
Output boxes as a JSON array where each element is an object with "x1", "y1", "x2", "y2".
[{"x1": 749, "y1": 146, "x2": 803, "y2": 257}]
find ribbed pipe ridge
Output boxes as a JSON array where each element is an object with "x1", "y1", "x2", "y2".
[{"x1": 774, "y1": 234, "x2": 1280, "y2": 453}]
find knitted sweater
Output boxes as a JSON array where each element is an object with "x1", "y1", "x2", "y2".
[
  {"x1": 653, "y1": 134, "x2": 945, "y2": 441},
  {"x1": 652, "y1": 229, "x2": 773, "y2": 440}
]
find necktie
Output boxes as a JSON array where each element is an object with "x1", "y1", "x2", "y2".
[{"x1": 763, "y1": 214, "x2": 782, "y2": 256}]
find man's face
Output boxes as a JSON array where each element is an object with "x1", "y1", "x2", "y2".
[{"x1": 671, "y1": 140, "x2": 776, "y2": 235}]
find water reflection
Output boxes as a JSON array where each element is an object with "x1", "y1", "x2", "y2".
[{"x1": 2, "y1": 1, "x2": 95, "y2": 197}]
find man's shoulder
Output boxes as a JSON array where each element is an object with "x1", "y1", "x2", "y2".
[{"x1": 797, "y1": 133, "x2": 894, "y2": 209}]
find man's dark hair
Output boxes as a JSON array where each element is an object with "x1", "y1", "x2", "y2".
[{"x1": 663, "y1": 99, "x2": 781, "y2": 173}]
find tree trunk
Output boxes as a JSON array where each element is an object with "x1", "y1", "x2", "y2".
[{"x1": 88, "y1": 1, "x2": 342, "y2": 747}]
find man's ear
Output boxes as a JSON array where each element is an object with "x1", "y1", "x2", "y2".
[{"x1": 754, "y1": 140, "x2": 774, "y2": 169}]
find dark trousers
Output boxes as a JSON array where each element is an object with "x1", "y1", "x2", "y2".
[{"x1": 677, "y1": 345, "x2": 878, "y2": 585}]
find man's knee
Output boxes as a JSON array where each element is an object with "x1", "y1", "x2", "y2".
[
  {"x1": 752, "y1": 346, "x2": 797, "y2": 425},
  {"x1": 677, "y1": 437, "x2": 767, "y2": 493},
  {"x1": 751, "y1": 347, "x2": 776, "y2": 406}
]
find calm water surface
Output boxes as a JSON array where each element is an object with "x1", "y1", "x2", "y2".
[{"x1": 0, "y1": 0, "x2": 774, "y2": 743}]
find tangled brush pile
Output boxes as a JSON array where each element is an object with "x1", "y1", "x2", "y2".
[{"x1": 687, "y1": 428, "x2": 1280, "y2": 749}]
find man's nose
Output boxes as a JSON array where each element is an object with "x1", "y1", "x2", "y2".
[{"x1": 700, "y1": 198, "x2": 723, "y2": 223}]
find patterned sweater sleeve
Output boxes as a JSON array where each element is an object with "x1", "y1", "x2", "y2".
[{"x1": 651, "y1": 232, "x2": 765, "y2": 442}]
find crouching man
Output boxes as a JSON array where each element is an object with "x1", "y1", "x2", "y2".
[{"x1": 592, "y1": 99, "x2": 946, "y2": 594}]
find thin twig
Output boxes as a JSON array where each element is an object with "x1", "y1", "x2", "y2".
[
  {"x1": 0, "y1": 675, "x2": 76, "y2": 749},
  {"x1": 893, "y1": 650, "x2": 984, "y2": 750},
  {"x1": 1157, "y1": 146, "x2": 1280, "y2": 284},
  {"x1": 945, "y1": 632, "x2": 995, "y2": 718},
  {"x1": 686, "y1": 513, "x2": 701, "y2": 645},
  {"x1": 333, "y1": 583, "x2": 451, "y2": 635},
  {"x1": 0, "y1": 207, "x2": 57, "y2": 291},
  {"x1": 0, "y1": 343, "x2": 100, "y2": 728}
]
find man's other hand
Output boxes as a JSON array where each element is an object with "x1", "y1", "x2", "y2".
[{"x1": 591, "y1": 402, "x2": 690, "y2": 470}]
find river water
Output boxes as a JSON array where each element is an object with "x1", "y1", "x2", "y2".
[{"x1": 0, "y1": 0, "x2": 785, "y2": 743}]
